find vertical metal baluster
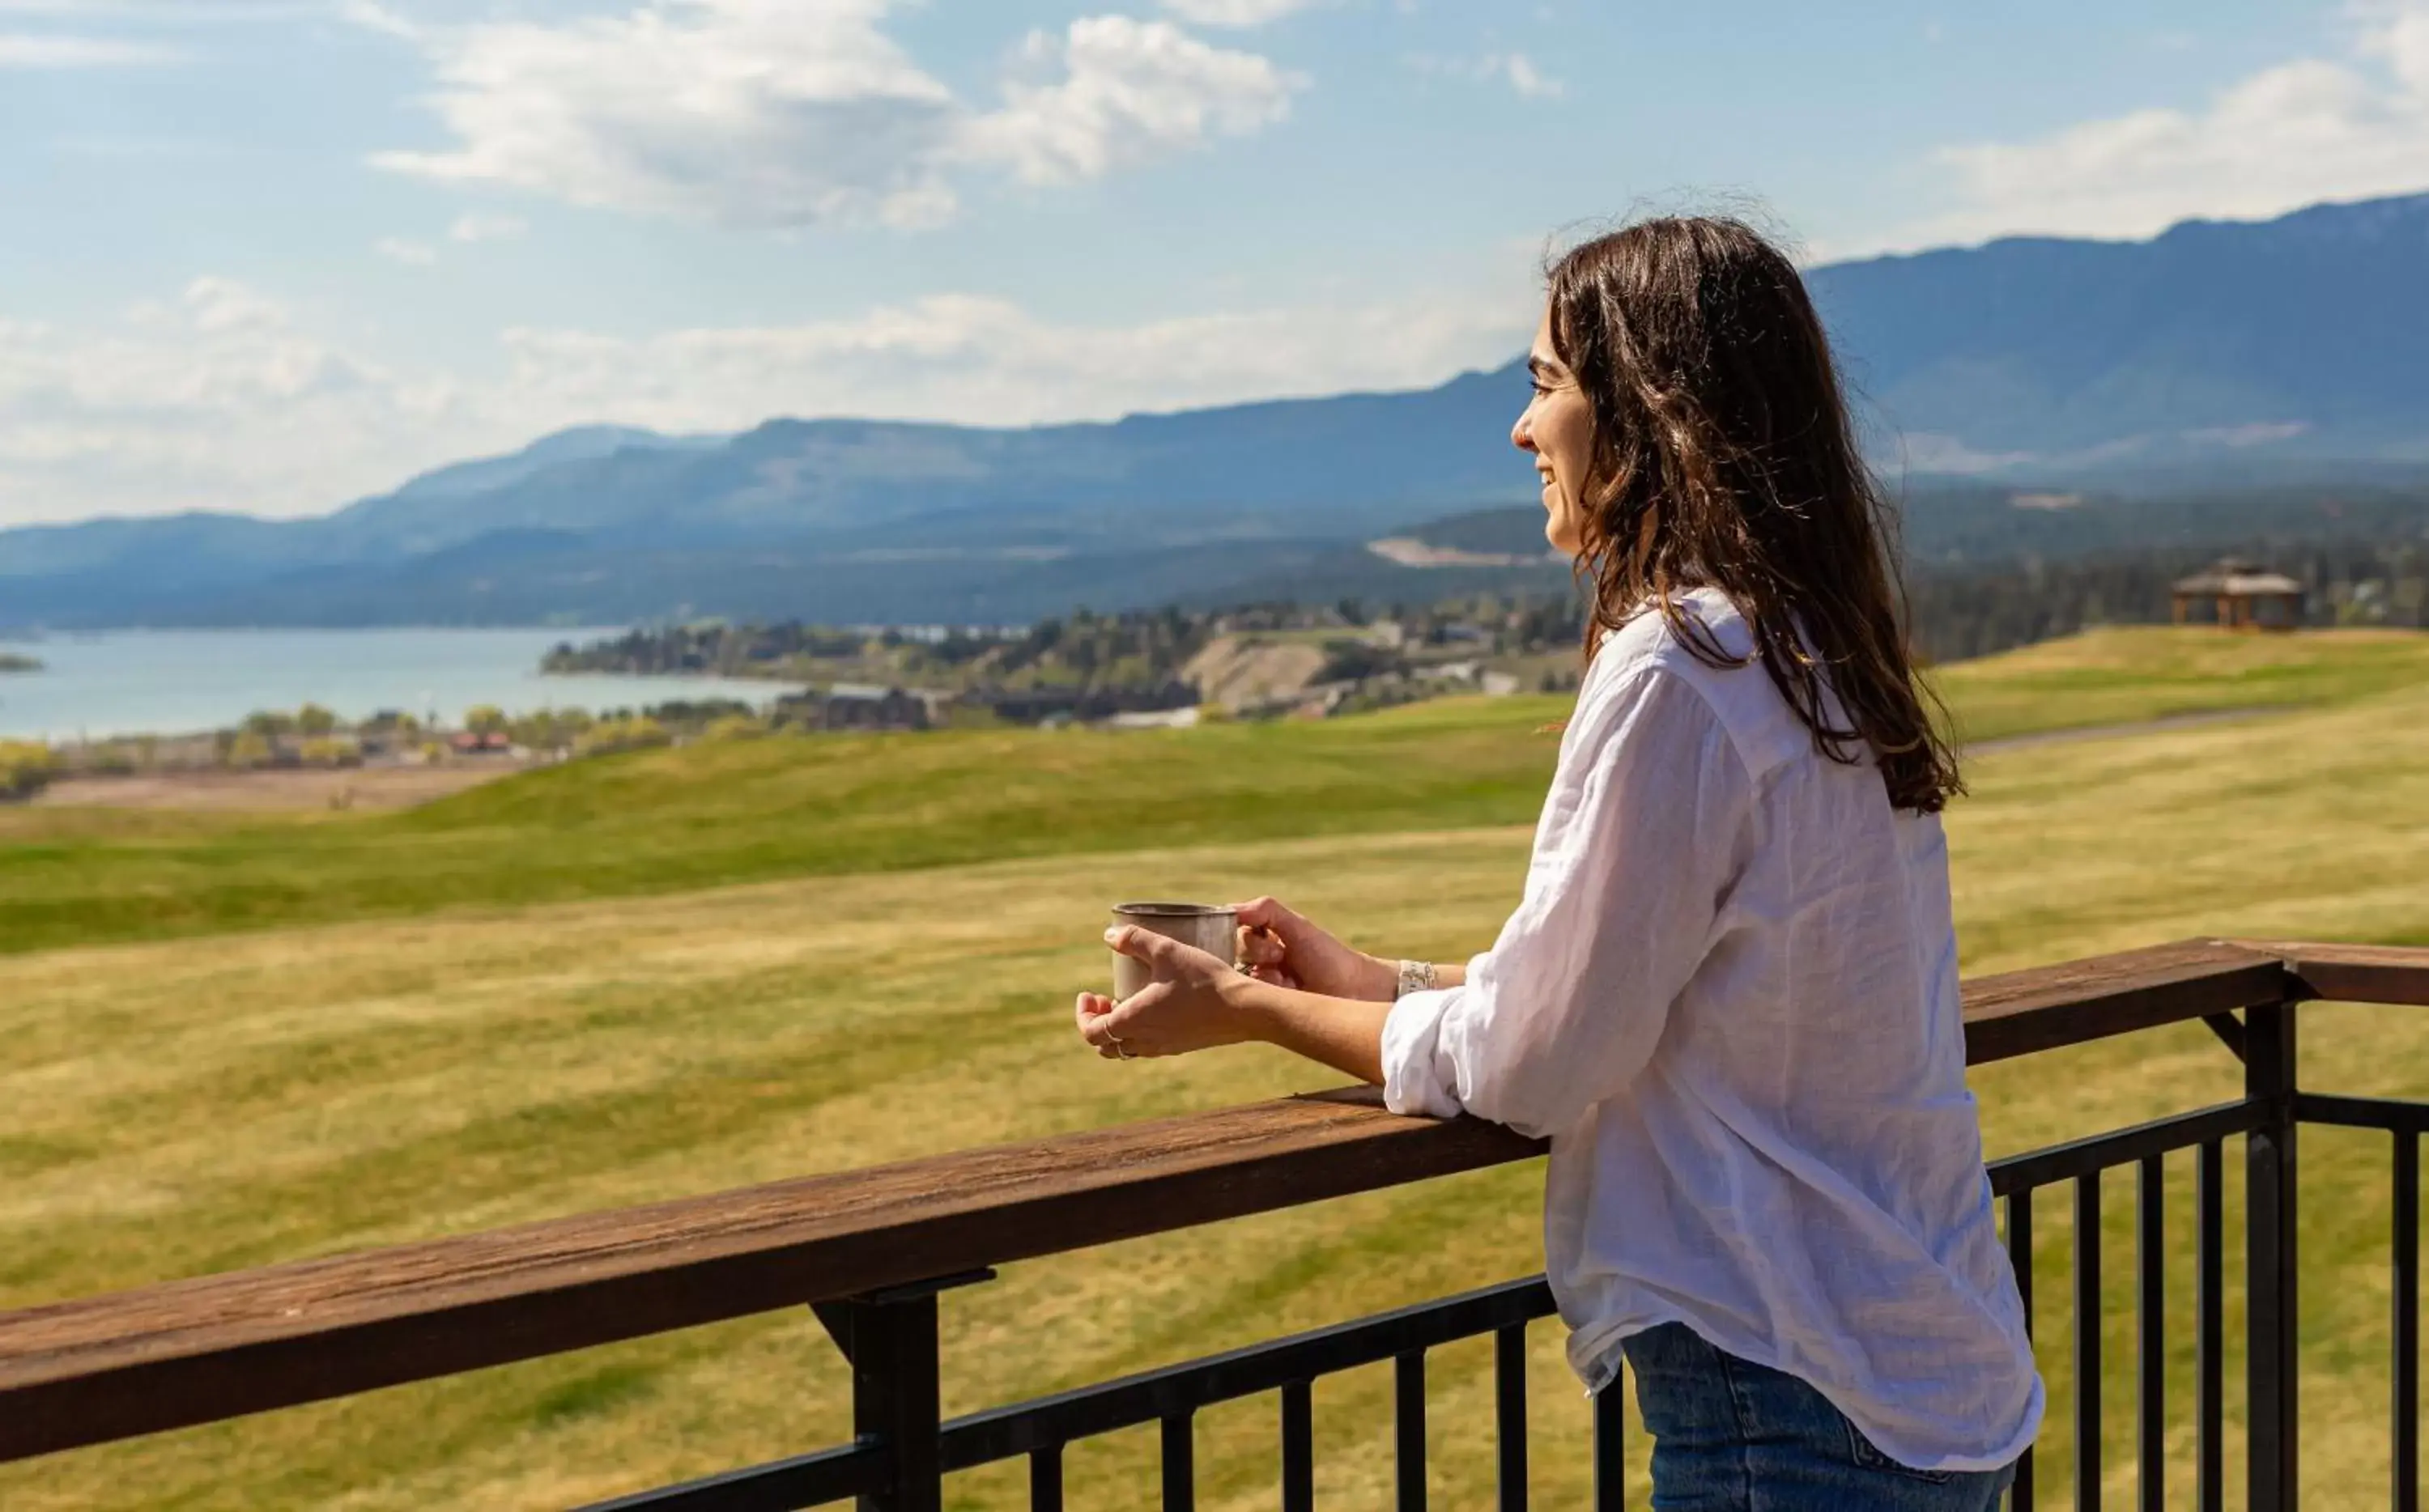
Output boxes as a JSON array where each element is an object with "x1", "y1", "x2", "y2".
[
  {"x1": 1395, "y1": 1351, "x2": 1427, "y2": 1512},
  {"x1": 1162, "y1": 1412, "x2": 1194, "y2": 1512},
  {"x1": 2245, "y1": 1003, "x2": 2299, "y2": 1512},
  {"x1": 810, "y1": 1272, "x2": 991, "y2": 1512},
  {"x1": 2397, "y1": 1131, "x2": 2420, "y2": 1512},
  {"x1": 2197, "y1": 1140, "x2": 2223, "y2": 1512},
  {"x1": 1028, "y1": 1445, "x2": 1063, "y2": 1512},
  {"x1": 1592, "y1": 1371, "x2": 1625, "y2": 1512},
  {"x1": 2078, "y1": 1170, "x2": 2104, "y2": 1512},
  {"x1": 1495, "y1": 1324, "x2": 1529, "y2": 1512},
  {"x1": 810, "y1": 1287, "x2": 947, "y2": 1512},
  {"x1": 1281, "y1": 1381, "x2": 1314, "y2": 1512},
  {"x1": 2012, "y1": 1185, "x2": 2036, "y2": 1512},
  {"x1": 2138, "y1": 1156, "x2": 2164, "y2": 1512}
]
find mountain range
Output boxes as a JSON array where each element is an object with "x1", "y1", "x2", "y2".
[{"x1": 5, "y1": 192, "x2": 2428, "y2": 630}]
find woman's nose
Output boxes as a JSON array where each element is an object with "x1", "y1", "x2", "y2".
[{"x1": 1511, "y1": 414, "x2": 1536, "y2": 452}]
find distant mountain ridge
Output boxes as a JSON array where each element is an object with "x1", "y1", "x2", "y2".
[
  {"x1": 5, "y1": 192, "x2": 2429, "y2": 628},
  {"x1": 1810, "y1": 193, "x2": 2429, "y2": 466}
]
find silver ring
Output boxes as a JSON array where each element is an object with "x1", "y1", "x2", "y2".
[{"x1": 1116, "y1": 1041, "x2": 1134, "y2": 1060}]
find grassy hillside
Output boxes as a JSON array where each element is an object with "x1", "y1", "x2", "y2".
[
  {"x1": 1933, "y1": 624, "x2": 2429, "y2": 743},
  {"x1": 1, "y1": 627, "x2": 2422, "y2": 958},
  {"x1": 0, "y1": 637, "x2": 2423, "y2": 1508}
]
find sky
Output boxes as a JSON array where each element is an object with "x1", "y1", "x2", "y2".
[{"x1": 3, "y1": 0, "x2": 2428, "y2": 527}]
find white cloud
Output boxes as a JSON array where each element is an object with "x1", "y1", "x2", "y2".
[
  {"x1": 1882, "y1": 0, "x2": 2429, "y2": 250},
  {"x1": 447, "y1": 212, "x2": 525, "y2": 243},
  {"x1": 366, "y1": 1, "x2": 1295, "y2": 227},
  {"x1": 0, "y1": 276, "x2": 1526, "y2": 525},
  {"x1": 1158, "y1": 0, "x2": 1321, "y2": 27},
  {"x1": 374, "y1": 237, "x2": 436, "y2": 265},
  {"x1": 496, "y1": 287, "x2": 1520, "y2": 433},
  {"x1": 0, "y1": 0, "x2": 304, "y2": 15},
  {"x1": 961, "y1": 16, "x2": 1300, "y2": 185},
  {"x1": 334, "y1": 0, "x2": 415, "y2": 40},
  {"x1": 0, "y1": 32, "x2": 175, "y2": 65},
  {"x1": 1500, "y1": 53, "x2": 1562, "y2": 100},
  {"x1": 371, "y1": 0, "x2": 964, "y2": 228},
  {"x1": 1406, "y1": 49, "x2": 1563, "y2": 101},
  {"x1": 0, "y1": 279, "x2": 476, "y2": 525}
]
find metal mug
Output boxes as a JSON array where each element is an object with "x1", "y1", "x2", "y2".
[{"x1": 1108, "y1": 902, "x2": 1238, "y2": 1002}]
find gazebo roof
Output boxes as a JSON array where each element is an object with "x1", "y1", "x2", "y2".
[{"x1": 2172, "y1": 559, "x2": 2304, "y2": 597}]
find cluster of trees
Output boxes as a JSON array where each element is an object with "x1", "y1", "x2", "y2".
[
  {"x1": 0, "y1": 652, "x2": 39, "y2": 674},
  {"x1": 222, "y1": 703, "x2": 359, "y2": 769},
  {"x1": 1905, "y1": 537, "x2": 2429, "y2": 662},
  {"x1": 0, "y1": 740, "x2": 54, "y2": 801},
  {"x1": 1304, "y1": 539, "x2": 2429, "y2": 669},
  {"x1": 548, "y1": 607, "x2": 1224, "y2": 694},
  {"x1": 1410, "y1": 540, "x2": 2429, "y2": 667},
  {"x1": 542, "y1": 623, "x2": 872, "y2": 677},
  {"x1": 37, "y1": 695, "x2": 795, "y2": 781},
  {"x1": 975, "y1": 605, "x2": 1210, "y2": 692}
]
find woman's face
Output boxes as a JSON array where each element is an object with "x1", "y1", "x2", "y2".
[{"x1": 1512, "y1": 306, "x2": 1595, "y2": 556}]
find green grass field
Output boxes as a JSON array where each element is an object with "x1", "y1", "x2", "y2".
[
  {"x1": 0, "y1": 626, "x2": 2424, "y2": 1510},
  {"x1": 2, "y1": 626, "x2": 2423, "y2": 959}
]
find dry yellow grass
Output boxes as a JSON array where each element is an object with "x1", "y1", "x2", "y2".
[{"x1": 0, "y1": 678, "x2": 2424, "y2": 1508}]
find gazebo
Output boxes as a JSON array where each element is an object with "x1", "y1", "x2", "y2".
[{"x1": 2171, "y1": 557, "x2": 2305, "y2": 631}]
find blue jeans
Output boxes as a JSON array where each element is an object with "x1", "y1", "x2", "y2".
[{"x1": 1619, "y1": 1323, "x2": 2017, "y2": 1510}]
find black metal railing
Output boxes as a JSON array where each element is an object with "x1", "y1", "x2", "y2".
[{"x1": 581, "y1": 993, "x2": 2420, "y2": 1512}]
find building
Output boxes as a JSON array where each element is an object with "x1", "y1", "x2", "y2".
[
  {"x1": 806, "y1": 684, "x2": 938, "y2": 733},
  {"x1": 2171, "y1": 558, "x2": 2305, "y2": 631},
  {"x1": 1101, "y1": 707, "x2": 1202, "y2": 730}
]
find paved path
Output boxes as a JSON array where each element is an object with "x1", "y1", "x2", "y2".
[{"x1": 1968, "y1": 706, "x2": 2277, "y2": 754}]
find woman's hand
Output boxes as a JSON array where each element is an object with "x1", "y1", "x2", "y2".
[
  {"x1": 1232, "y1": 896, "x2": 1397, "y2": 1002},
  {"x1": 1076, "y1": 924, "x2": 1266, "y2": 1060}
]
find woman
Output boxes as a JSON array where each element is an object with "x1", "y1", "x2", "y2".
[{"x1": 1075, "y1": 217, "x2": 2040, "y2": 1504}]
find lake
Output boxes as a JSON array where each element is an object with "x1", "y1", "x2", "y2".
[{"x1": 0, "y1": 629, "x2": 801, "y2": 741}]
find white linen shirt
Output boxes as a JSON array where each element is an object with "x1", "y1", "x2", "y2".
[{"x1": 1380, "y1": 587, "x2": 2043, "y2": 1473}]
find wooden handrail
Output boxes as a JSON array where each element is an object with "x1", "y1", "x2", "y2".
[
  {"x1": 2224, "y1": 939, "x2": 2429, "y2": 1009},
  {"x1": 0, "y1": 937, "x2": 2418, "y2": 1463}
]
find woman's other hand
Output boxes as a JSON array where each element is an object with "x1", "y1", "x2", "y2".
[
  {"x1": 1232, "y1": 896, "x2": 1397, "y2": 1002},
  {"x1": 1077, "y1": 925, "x2": 1264, "y2": 1060}
]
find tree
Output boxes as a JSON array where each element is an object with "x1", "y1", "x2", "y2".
[
  {"x1": 227, "y1": 731, "x2": 274, "y2": 770},
  {"x1": 299, "y1": 737, "x2": 359, "y2": 768},
  {"x1": 0, "y1": 741, "x2": 55, "y2": 801},
  {"x1": 464, "y1": 704, "x2": 508, "y2": 738},
  {"x1": 296, "y1": 703, "x2": 338, "y2": 737},
  {"x1": 575, "y1": 716, "x2": 672, "y2": 758}
]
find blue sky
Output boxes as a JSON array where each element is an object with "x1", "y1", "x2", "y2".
[{"x1": 3, "y1": 0, "x2": 2427, "y2": 525}]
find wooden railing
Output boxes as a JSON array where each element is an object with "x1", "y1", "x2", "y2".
[{"x1": 2, "y1": 937, "x2": 2424, "y2": 1508}]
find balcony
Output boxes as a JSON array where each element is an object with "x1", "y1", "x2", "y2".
[{"x1": 1, "y1": 937, "x2": 2423, "y2": 1510}]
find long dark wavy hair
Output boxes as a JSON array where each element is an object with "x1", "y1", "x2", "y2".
[{"x1": 1545, "y1": 215, "x2": 1962, "y2": 814}]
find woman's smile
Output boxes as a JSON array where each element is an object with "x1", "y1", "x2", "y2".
[{"x1": 1512, "y1": 308, "x2": 1593, "y2": 554}]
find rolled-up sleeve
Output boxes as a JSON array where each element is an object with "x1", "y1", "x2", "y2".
[{"x1": 1380, "y1": 665, "x2": 1751, "y2": 1138}]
